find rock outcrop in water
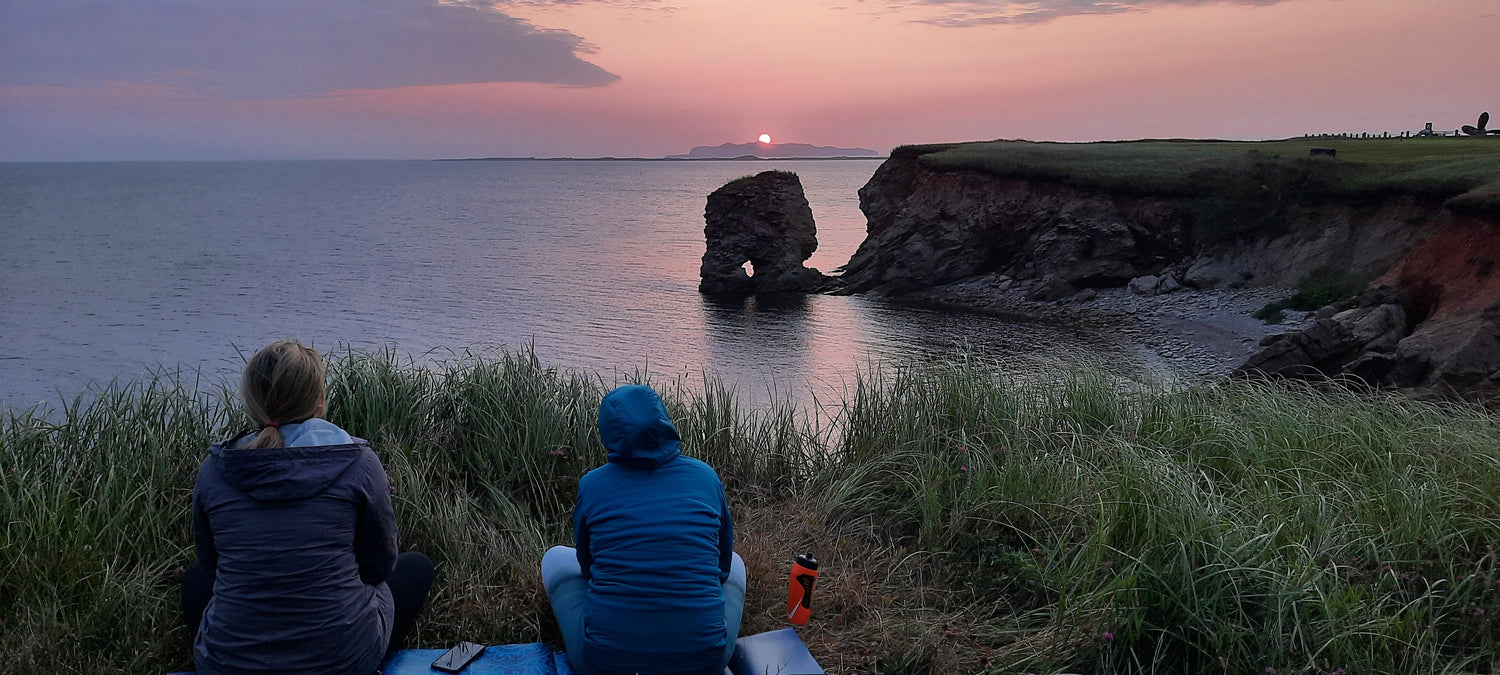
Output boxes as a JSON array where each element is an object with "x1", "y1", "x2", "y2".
[{"x1": 699, "y1": 171, "x2": 832, "y2": 296}]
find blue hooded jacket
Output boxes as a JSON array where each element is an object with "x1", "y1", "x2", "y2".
[
  {"x1": 191, "y1": 419, "x2": 397, "y2": 675},
  {"x1": 574, "y1": 385, "x2": 734, "y2": 675}
]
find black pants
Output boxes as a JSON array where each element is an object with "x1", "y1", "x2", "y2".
[{"x1": 182, "y1": 551, "x2": 435, "y2": 652}]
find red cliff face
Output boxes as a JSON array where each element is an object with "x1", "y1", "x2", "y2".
[
  {"x1": 1379, "y1": 216, "x2": 1500, "y2": 402},
  {"x1": 1382, "y1": 215, "x2": 1500, "y2": 320},
  {"x1": 1229, "y1": 214, "x2": 1500, "y2": 405}
]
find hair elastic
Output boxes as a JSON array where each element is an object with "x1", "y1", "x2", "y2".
[{"x1": 262, "y1": 422, "x2": 281, "y2": 429}]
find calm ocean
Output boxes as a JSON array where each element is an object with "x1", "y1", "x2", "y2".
[{"x1": 0, "y1": 159, "x2": 1115, "y2": 411}]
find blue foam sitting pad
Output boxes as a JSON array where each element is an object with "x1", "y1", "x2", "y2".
[
  {"x1": 168, "y1": 644, "x2": 572, "y2": 675},
  {"x1": 168, "y1": 628, "x2": 820, "y2": 675},
  {"x1": 730, "y1": 628, "x2": 824, "y2": 675},
  {"x1": 378, "y1": 643, "x2": 574, "y2": 674}
]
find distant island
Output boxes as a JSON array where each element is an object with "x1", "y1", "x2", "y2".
[{"x1": 670, "y1": 142, "x2": 880, "y2": 159}]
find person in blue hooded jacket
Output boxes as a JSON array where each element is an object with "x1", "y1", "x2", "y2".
[
  {"x1": 181, "y1": 341, "x2": 434, "y2": 675},
  {"x1": 543, "y1": 384, "x2": 746, "y2": 675}
]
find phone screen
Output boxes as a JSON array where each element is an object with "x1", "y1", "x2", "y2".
[{"x1": 432, "y1": 642, "x2": 486, "y2": 673}]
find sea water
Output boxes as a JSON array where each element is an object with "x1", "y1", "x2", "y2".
[{"x1": 0, "y1": 159, "x2": 1116, "y2": 411}]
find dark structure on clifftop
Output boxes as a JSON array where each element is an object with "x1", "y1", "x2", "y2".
[
  {"x1": 1461, "y1": 111, "x2": 1498, "y2": 136},
  {"x1": 699, "y1": 171, "x2": 831, "y2": 296}
]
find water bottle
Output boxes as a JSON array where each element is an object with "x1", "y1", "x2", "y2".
[{"x1": 786, "y1": 553, "x2": 819, "y2": 625}]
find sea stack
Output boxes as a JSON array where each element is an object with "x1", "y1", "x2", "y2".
[{"x1": 699, "y1": 170, "x2": 832, "y2": 296}]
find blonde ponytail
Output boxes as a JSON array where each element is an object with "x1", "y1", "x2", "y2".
[{"x1": 242, "y1": 341, "x2": 326, "y2": 449}]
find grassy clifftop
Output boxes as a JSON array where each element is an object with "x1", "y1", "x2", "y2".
[
  {"x1": 4, "y1": 347, "x2": 1500, "y2": 673},
  {"x1": 893, "y1": 139, "x2": 1500, "y2": 219}
]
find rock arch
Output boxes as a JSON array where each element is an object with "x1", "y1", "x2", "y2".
[{"x1": 699, "y1": 171, "x2": 831, "y2": 295}]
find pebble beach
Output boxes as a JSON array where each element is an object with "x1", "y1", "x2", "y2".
[{"x1": 902, "y1": 273, "x2": 1317, "y2": 382}]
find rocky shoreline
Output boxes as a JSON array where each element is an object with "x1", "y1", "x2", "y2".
[{"x1": 897, "y1": 273, "x2": 1314, "y2": 381}]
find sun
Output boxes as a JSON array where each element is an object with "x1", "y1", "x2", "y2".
[{"x1": 758, "y1": 133, "x2": 772, "y2": 144}]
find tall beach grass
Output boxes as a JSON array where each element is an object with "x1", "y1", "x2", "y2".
[{"x1": 2, "y1": 347, "x2": 1498, "y2": 673}]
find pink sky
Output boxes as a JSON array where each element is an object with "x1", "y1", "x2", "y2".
[{"x1": 1, "y1": 0, "x2": 1496, "y2": 160}]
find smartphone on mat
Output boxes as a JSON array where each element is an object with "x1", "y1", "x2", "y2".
[{"x1": 431, "y1": 641, "x2": 487, "y2": 673}]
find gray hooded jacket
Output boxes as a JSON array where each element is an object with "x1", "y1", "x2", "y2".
[{"x1": 191, "y1": 419, "x2": 396, "y2": 675}]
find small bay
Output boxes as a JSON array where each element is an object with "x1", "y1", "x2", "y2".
[{"x1": 0, "y1": 159, "x2": 1118, "y2": 410}]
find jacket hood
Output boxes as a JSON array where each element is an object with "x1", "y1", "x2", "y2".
[
  {"x1": 210, "y1": 428, "x2": 367, "y2": 502},
  {"x1": 598, "y1": 385, "x2": 681, "y2": 470}
]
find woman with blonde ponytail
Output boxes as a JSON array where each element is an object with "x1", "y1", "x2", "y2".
[{"x1": 181, "y1": 341, "x2": 433, "y2": 675}]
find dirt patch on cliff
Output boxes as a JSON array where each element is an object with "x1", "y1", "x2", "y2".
[{"x1": 1381, "y1": 215, "x2": 1500, "y2": 320}]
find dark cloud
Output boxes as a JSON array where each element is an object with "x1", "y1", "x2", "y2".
[
  {"x1": 0, "y1": 0, "x2": 619, "y2": 98},
  {"x1": 896, "y1": 0, "x2": 1287, "y2": 26}
]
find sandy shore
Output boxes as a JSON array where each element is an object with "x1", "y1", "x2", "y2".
[{"x1": 897, "y1": 274, "x2": 1316, "y2": 382}]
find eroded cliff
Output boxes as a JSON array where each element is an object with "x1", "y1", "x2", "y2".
[
  {"x1": 838, "y1": 142, "x2": 1500, "y2": 404},
  {"x1": 840, "y1": 145, "x2": 1448, "y2": 299}
]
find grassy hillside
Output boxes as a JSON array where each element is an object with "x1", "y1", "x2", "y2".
[
  {"x1": 4, "y1": 348, "x2": 1500, "y2": 673},
  {"x1": 897, "y1": 138, "x2": 1500, "y2": 221}
]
